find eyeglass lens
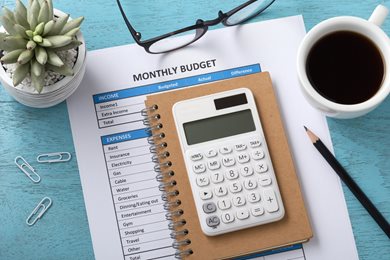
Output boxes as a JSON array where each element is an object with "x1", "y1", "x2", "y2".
[{"x1": 149, "y1": 29, "x2": 204, "y2": 53}]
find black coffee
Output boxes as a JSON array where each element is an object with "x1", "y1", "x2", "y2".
[{"x1": 306, "y1": 31, "x2": 384, "y2": 104}]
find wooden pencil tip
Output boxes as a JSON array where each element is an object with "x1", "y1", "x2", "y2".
[{"x1": 304, "y1": 126, "x2": 319, "y2": 143}]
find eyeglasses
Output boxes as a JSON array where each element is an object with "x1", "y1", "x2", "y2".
[{"x1": 116, "y1": 0, "x2": 275, "y2": 54}]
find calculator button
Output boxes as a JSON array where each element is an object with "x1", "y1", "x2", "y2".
[
  {"x1": 205, "y1": 149, "x2": 218, "y2": 158},
  {"x1": 251, "y1": 206, "x2": 265, "y2": 217},
  {"x1": 236, "y1": 153, "x2": 250, "y2": 164},
  {"x1": 236, "y1": 209, "x2": 249, "y2": 220},
  {"x1": 207, "y1": 159, "x2": 221, "y2": 170},
  {"x1": 189, "y1": 152, "x2": 203, "y2": 161},
  {"x1": 247, "y1": 191, "x2": 261, "y2": 203},
  {"x1": 193, "y1": 162, "x2": 206, "y2": 173},
  {"x1": 251, "y1": 149, "x2": 265, "y2": 160},
  {"x1": 225, "y1": 169, "x2": 239, "y2": 180},
  {"x1": 263, "y1": 188, "x2": 279, "y2": 213},
  {"x1": 229, "y1": 181, "x2": 242, "y2": 193},
  {"x1": 210, "y1": 172, "x2": 224, "y2": 184},
  {"x1": 259, "y1": 175, "x2": 272, "y2": 186},
  {"x1": 196, "y1": 176, "x2": 209, "y2": 187},
  {"x1": 233, "y1": 195, "x2": 246, "y2": 207},
  {"x1": 222, "y1": 156, "x2": 235, "y2": 167},
  {"x1": 215, "y1": 185, "x2": 228, "y2": 197},
  {"x1": 221, "y1": 212, "x2": 235, "y2": 223},
  {"x1": 240, "y1": 166, "x2": 254, "y2": 177},
  {"x1": 254, "y1": 161, "x2": 268, "y2": 173},
  {"x1": 218, "y1": 199, "x2": 231, "y2": 210},
  {"x1": 203, "y1": 202, "x2": 217, "y2": 214},
  {"x1": 200, "y1": 190, "x2": 213, "y2": 200},
  {"x1": 243, "y1": 179, "x2": 257, "y2": 190},
  {"x1": 249, "y1": 139, "x2": 261, "y2": 148},
  {"x1": 206, "y1": 215, "x2": 220, "y2": 227},
  {"x1": 219, "y1": 146, "x2": 232, "y2": 154},
  {"x1": 234, "y1": 143, "x2": 247, "y2": 151}
]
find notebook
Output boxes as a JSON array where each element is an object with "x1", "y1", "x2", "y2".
[{"x1": 143, "y1": 72, "x2": 312, "y2": 259}]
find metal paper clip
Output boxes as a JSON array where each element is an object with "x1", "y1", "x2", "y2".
[
  {"x1": 26, "y1": 197, "x2": 52, "y2": 226},
  {"x1": 36, "y1": 152, "x2": 72, "y2": 163},
  {"x1": 15, "y1": 156, "x2": 41, "y2": 183}
]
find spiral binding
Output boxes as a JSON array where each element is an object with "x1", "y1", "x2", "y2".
[{"x1": 142, "y1": 104, "x2": 193, "y2": 259}]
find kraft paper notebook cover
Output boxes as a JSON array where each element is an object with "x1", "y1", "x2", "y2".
[{"x1": 144, "y1": 72, "x2": 312, "y2": 259}]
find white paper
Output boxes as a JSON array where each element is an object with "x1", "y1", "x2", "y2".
[{"x1": 67, "y1": 15, "x2": 358, "y2": 260}]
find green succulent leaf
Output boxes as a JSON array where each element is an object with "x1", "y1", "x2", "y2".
[
  {"x1": 17, "y1": 49, "x2": 34, "y2": 64},
  {"x1": 33, "y1": 35, "x2": 43, "y2": 43},
  {"x1": 1, "y1": 49, "x2": 24, "y2": 64},
  {"x1": 48, "y1": 13, "x2": 69, "y2": 35},
  {"x1": 38, "y1": 0, "x2": 50, "y2": 24},
  {"x1": 31, "y1": 69, "x2": 44, "y2": 93},
  {"x1": 0, "y1": 32, "x2": 7, "y2": 47},
  {"x1": 34, "y1": 46, "x2": 47, "y2": 64},
  {"x1": 42, "y1": 20, "x2": 54, "y2": 36},
  {"x1": 1, "y1": 15, "x2": 17, "y2": 35},
  {"x1": 26, "y1": 40, "x2": 37, "y2": 50},
  {"x1": 46, "y1": 63, "x2": 73, "y2": 76},
  {"x1": 38, "y1": 38, "x2": 52, "y2": 47},
  {"x1": 51, "y1": 40, "x2": 82, "y2": 52},
  {"x1": 13, "y1": 62, "x2": 30, "y2": 86},
  {"x1": 34, "y1": 22, "x2": 45, "y2": 35},
  {"x1": 0, "y1": 42, "x2": 9, "y2": 52},
  {"x1": 46, "y1": 49, "x2": 64, "y2": 67},
  {"x1": 25, "y1": 30, "x2": 34, "y2": 37},
  {"x1": 45, "y1": 35, "x2": 72, "y2": 48},
  {"x1": 16, "y1": 0, "x2": 28, "y2": 19},
  {"x1": 14, "y1": 0, "x2": 29, "y2": 28},
  {"x1": 60, "y1": 16, "x2": 84, "y2": 34},
  {"x1": 47, "y1": 0, "x2": 53, "y2": 20},
  {"x1": 31, "y1": 0, "x2": 41, "y2": 15},
  {"x1": 13, "y1": 24, "x2": 28, "y2": 39},
  {"x1": 64, "y1": 27, "x2": 79, "y2": 37},
  {"x1": 28, "y1": 0, "x2": 40, "y2": 30},
  {"x1": 2, "y1": 36, "x2": 28, "y2": 51},
  {"x1": 0, "y1": 41, "x2": 10, "y2": 52},
  {"x1": 31, "y1": 59, "x2": 43, "y2": 76},
  {"x1": 2, "y1": 7, "x2": 16, "y2": 23},
  {"x1": 14, "y1": 12, "x2": 30, "y2": 29}
]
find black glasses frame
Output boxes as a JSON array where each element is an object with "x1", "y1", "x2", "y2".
[{"x1": 116, "y1": 0, "x2": 275, "y2": 54}]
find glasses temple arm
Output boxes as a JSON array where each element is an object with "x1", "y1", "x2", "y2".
[{"x1": 116, "y1": 0, "x2": 141, "y2": 43}]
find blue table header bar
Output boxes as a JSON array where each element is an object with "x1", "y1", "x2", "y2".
[
  {"x1": 101, "y1": 129, "x2": 149, "y2": 145},
  {"x1": 93, "y1": 64, "x2": 261, "y2": 104}
]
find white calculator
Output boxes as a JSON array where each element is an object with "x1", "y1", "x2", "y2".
[{"x1": 173, "y1": 88, "x2": 285, "y2": 236}]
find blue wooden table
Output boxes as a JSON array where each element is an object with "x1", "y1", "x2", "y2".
[{"x1": 0, "y1": 0, "x2": 389, "y2": 259}]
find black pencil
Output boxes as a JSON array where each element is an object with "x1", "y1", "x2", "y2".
[{"x1": 304, "y1": 126, "x2": 390, "y2": 239}]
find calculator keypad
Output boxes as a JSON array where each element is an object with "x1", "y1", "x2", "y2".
[{"x1": 187, "y1": 136, "x2": 284, "y2": 235}]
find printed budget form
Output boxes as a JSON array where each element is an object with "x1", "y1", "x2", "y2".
[{"x1": 67, "y1": 16, "x2": 358, "y2": 260}]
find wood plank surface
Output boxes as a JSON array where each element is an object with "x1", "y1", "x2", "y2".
[{"x1": 0, "y1": 0, "x2": 388, "y2": 259}]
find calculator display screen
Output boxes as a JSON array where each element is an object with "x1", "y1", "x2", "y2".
[{"x1": 183, "y1": 109, "x2": 256, "y2": 145}]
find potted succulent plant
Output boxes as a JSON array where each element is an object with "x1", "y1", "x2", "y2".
[{"x1": 0, "y1": 0, "x2": 86, "y2": 107}]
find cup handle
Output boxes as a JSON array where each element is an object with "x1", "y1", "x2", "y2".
[{"x1": 368, "y1": 4, "x2": 389, "y2": 26}]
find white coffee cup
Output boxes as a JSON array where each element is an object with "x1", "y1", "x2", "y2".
[{"x1": 297, "y1": 5, "x2": 390, "y2": 119}]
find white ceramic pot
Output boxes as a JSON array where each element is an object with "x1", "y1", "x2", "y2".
[{"x1": 0, "y1": 9, "x2": 87, "y2": 108}]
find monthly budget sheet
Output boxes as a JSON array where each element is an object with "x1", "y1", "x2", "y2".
[{"x1": 67, "y1": 15, "x2": 358, "y2": 260}]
